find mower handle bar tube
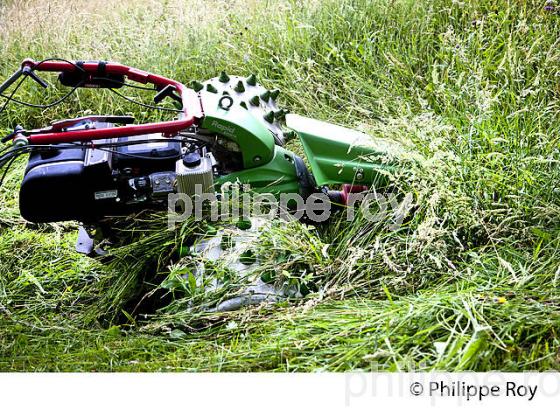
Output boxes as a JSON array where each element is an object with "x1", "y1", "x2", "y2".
[
  {"x1": 2, "y1": 59, "x2": 202, "y2": 145},
  {"x1": 0, "y1": 68, "x2": 24, "y2": 95}
]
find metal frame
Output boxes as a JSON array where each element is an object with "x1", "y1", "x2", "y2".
[{"x1": 5, "y1": 59, "x2": 202, "y2": 144}]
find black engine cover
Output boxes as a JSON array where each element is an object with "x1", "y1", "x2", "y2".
[
  {"x1": 20, "y1": 146, "x2": 116, "y2": 223},
  {"x1": 114, "y1": 136, "x2": 181, "y2": 172},
  {"x1": 19, "y1": 135, "x2": 183, "y2": 223}
]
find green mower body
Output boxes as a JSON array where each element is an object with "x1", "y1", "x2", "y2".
[{"x1": 196, "y1": 76, "x2": 398, "y2": 195}]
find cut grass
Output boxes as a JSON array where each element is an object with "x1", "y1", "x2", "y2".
[{"x1": 0, "y1": 0, "x2": 559, "y2": 371}]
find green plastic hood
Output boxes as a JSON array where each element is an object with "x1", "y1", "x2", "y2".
[
  {"x1": 200, "y1": 91, "x2": 275, "y2": 168},
  {"x1": 286, "y1": 114, "x2": 400, "y2": 186}
]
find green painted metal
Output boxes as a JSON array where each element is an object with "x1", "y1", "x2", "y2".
[
  {"x1": 197, "y1": 76, "x2": 399, "y2": 193},
  {"x1": 263, "y1": 110, "x2": 274, "y2": 123},
  {"x1": 190, "y1": 80, "x2": 204, "y2": 92},
  {"x1": 234, "y1": 80, "x2": 245, "y2": 93},
  {"x1": 249, "y1": 95, "x2": 260, "y2": 106},
  {"x1": 219, "y1": 71, "x2": 230, "y2": 83},
  {"x1": 200, "y1": 91, "x2": 275, "y2": 168},
  {"x1": 286, "y1": 114, "x2": 398, "y2": 186},
  {"x1": 274, "y1": 109, "x2": 286, "y2": 120},
  {"x1": 246, "y1": 74, "x2": 257, "y2": 86},
  {"x1": 216, "y1": 146, "x2": 300, "y2": 195}
]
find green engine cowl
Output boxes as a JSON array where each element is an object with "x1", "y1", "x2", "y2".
[
  {"x1": 193, "y1": 72, "x2": 400, "y2": 196},
  {"x1": 285, "y1": 114, "x2": 400, "y2": 187}
]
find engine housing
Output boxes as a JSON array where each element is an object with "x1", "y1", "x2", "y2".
[{"x1": 20, "y1": 127, "x2": 182, "y2": 223}]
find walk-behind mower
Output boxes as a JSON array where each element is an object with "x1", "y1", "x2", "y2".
[{"x1": 0, "y1": 59, "x2": 398, "y2": 256}]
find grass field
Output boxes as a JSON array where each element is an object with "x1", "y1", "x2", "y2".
[{"x1": 0, "y1": 0, "x2": 559, "y2": 371}]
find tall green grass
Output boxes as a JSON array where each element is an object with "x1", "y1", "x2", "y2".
[{"x1": 0, "y1": 0, "x2": 559, "y2": 371}]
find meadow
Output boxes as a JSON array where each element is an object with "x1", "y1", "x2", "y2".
[{"x1": 0, "y1": 0, "x2": 559, "y2": 371}]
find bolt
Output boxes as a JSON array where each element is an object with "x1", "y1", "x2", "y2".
[
  {"x1": 274, "y1": 109, "x2": 286, "y2": 120},
  {"x1": 246, "y1": 74, "x2": 257, "y2": 86},
  {"x1": 234, "y1": 80, "x2": 245, "y2": 93},
  {"x1": 270, "y1": 89, "x2": 280, "y2": 100},
  {"x1": 249, "y1": 95, "x2": 260, "y2": 106},
  {"x1": 263, "y1": 111, "x2": 275, "y2": 123},
  {"x1": 260, "y1": 90, "x2": 271, "y2": 102},
  {"x1": 191, "y1": 80, "x2": 204, "y2": 92},
  {"x1": 253, "y1": 155, "x2": 262, "y2": 163},
  {"x1": 219, "y1": 71, "x2": 230, "y2": 83}
]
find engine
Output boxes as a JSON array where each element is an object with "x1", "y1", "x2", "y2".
[{"x1": 19, "y1": 119, "x2": 212, "y2": 224}]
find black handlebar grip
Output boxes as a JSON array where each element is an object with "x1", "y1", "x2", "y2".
[
  {"x1": 0, "y1": 69, "x2": 23, "y2": 95},
  {"x1": 1, "y1": 125, "x2": 24, "y2": 143},
  {"x1": 0, "y1": 135, "x2": 13, "y2": 143}
]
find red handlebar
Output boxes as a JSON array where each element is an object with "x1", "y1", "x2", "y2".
[{"x1": 12, "y1": 59, "x2": 203, "y2": 145}]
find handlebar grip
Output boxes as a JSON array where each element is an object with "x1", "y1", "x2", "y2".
[
  {"x1": 0, "y1": 69, "x2": 23, "y2": 95},
  {"x1": 1, "y1": 125, "x2": 24, "y2": 143}
]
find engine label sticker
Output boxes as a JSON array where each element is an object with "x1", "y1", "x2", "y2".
[{"x1": 94, "y1": 190, "x2": 118, "y2": 200}]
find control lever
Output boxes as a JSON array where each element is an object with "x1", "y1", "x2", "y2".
[
  {"x1": 22, "y1": 66, "x2": 48, "y2": 89},
  {"x1": 0, "y1": 69, "x2": 23, "y2": 95},
  {"x1": 154, "y1": 84, "x2": 182, "y2": 106}
]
